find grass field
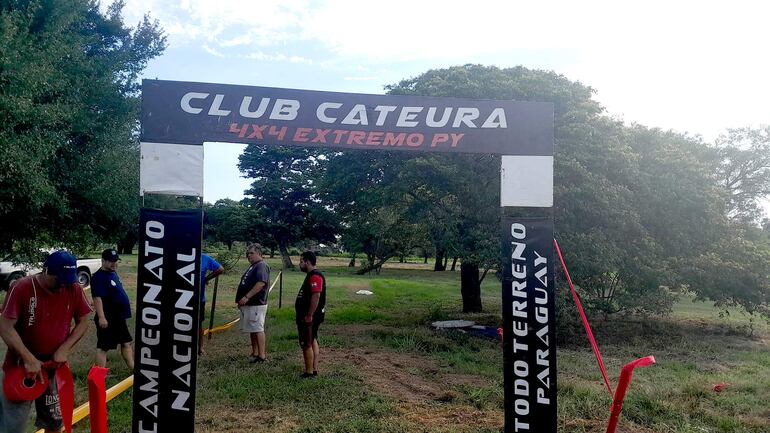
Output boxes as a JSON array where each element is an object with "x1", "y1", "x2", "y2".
[{"x1": 2, "y1": 254, "x2": 769, "y2": 432}]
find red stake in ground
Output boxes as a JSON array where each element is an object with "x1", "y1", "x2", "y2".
[{"x1": 606, "y1": 356, "x2": 657, "y2": 433}]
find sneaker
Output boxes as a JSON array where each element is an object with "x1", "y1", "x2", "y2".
[
  {"x1": 313, "y1": 371, "x2": 318, "y2": 376},
  {"x1": 249, "y1": 356, "x2": 265, "y2": 364},
  {"x1": 300, "y1": 372, "x2": 315, "y2": 378}
]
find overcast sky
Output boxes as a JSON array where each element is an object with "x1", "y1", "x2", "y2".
[{"x1": 117, "y1": 0, "x2": 769, "y2": 214}]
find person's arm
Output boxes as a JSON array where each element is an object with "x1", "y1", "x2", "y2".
[
  {"x1": 0, "y1": 315, "x2": 43, "y2": 382},
  {"x1": 93, "y1": 297, "x2": 108, "y2": 328},
  {"x1": 304, "y1": 293, "x2": 321, "y2": 324},
  {"x1": 206, "y1": 265, "x2": 224, "y2": 282},
  {"x1": 52, "y1": 313, "x2": 90, "y2": 365},
  {"x1": 238, "y1": 281, "x2": 266, "y2": 306}
]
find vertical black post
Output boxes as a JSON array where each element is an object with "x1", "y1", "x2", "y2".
[
  {"x1": 133, "y1": 208, "x2": 201, "y2": 433},
  {"x1": 502, "y1": 216, "x2": 557, "y2": 433},
  {"x1": 278, "y1": 270, "x2": 283, "y2": 308},
  {"x1": 208, "y1": 275, "x2": 219, "y2": 339}
]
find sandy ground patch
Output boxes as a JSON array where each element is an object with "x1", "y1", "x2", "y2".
[
  {"x1": 324, "y1": 347, "x2": 503, "y2": 431},
  {"x1": 197, "y1": 405, "x2": 299, "y2": 433}
]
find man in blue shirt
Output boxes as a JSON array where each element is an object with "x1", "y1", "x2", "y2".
[
  {"x1": 199, "y1": 253, "x2": 224, "y2": 355},
  {"x1": 92, "y1": 249, "x2": 133, "y2": 370}
]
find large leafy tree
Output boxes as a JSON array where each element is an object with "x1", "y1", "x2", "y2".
[
  {"x1": 338, "y1": 64, "x2": 770, "y2": 318},
  {"x1": 0, "y1": 0, "x2": 165, "y2": 256},
  {"x1": 560, "y1": 123, "x2": 728, "y2": 317},
  {"x1": 384, "y1": 64, "x2": 607, "y2": 313},
  {"x1": 318, "y1": 150, "x2": 425, "y2": 274},
  {"x1": 204, "y1": 199, "x2": 252, "y2": 250},
  {"x1": 238, "y1": 145, "x2": 338, "y2": 268},
  {"x1": 715, "y1": 126, "x2": 770, "y2": 223}
]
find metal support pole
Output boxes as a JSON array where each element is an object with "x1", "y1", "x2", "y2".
[
  {"x1": 207, "y1": 276, "x2": 219, "y2": 340},
  {"x1": 278, "y1": 269, "x2": 283, "y2": 308}
]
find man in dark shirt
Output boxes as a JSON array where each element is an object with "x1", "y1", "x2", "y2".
[
  {"x1": 91, "y1": 249, "x2": 133, "y2": 371},
  {"x1": 295, "y1": 251, "x2": 326, "y2": 377},
  {"x1": 236, "y1": 243, "x2": 270, "y2": 363}
]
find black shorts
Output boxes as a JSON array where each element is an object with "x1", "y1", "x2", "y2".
[
  {"x1": 96, "y1": 318, "x2": 133, "y2": 351},
  {"x1": 297, "y1": 320, "x2": 322, "y2": 348}
]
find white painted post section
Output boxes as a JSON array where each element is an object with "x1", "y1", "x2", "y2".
[
  {"x1": 500, "y1": 155, "x2": 553, "y2": 208},
  {"x1": 140, "y1": 142, "x2": 204, "y2": 196}
]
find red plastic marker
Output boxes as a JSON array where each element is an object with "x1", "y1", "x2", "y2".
[
  {"x1": 55, "y1": 363, "x2": 75, "y2": 433},
  {"x1": 606, "y1": 356, "x2": 656, "y2": 433},
  {"x1": 712, "y1": 382, "x2": 729, "y2": 393},
  {"x1": 88, "y1": 366, "x2": 109, "y2": 433}
]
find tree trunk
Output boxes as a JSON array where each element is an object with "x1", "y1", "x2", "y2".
[
  {"x1": 348, "y1": 253, "x2": 357, "y2": 267},
  {"x1": 278, "y1": 243, "x2": 294, "y2": 269},
  {"x1": 226, "y1": 240, "x2": 233, "y2": 250},
  {"x1": 270, "y1": 247, "x2": 276, "y2": 258},
  {"x1": 117, "y1": 231, "x2": 137, "y2": 255},
  {"x1": 460, "y1": 262, "x2": 483, "y2": 313},
  {"x1": 356, "y1": 256, "x2": 393, "y2": 275},
  {"x1": 450, "y1": 256, "x2": 458, "y2": 271},
  {"x1": 423, "y1": 254, "x2": 428, "y2": 264},
  {"x1": 434, "y1": 248, "x2": 446, "y2": 271}
]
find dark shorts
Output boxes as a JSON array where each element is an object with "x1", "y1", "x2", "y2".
[
  {"x1": 96, "y1": 318, "x2": 133, "y2": 351},
  {"x1": 0, "y1": 369, "x2": 63, "y2": 432},
  {"x1": 297, "y1": 320, "x2": 322, "y2": 348}
]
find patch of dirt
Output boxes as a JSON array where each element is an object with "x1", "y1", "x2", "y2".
[
  {"x1": 327, "y1": 324, "x2": 490, "y2": 388},
  {"x1": 325, "y1": 348, "x2": 449, "y2": 403},
  {"x1": 196, "y1": 405, "x2": 298, "y2": 433},
  {"x1": 324, "y1": 347, "x2": 502, "y2": 431},
  {"x1": 399, "y1": 403, "x2": 504, "y2": 430},
  {"x1": 443, "y1": 372, "x2": 493, "y2": 388}
]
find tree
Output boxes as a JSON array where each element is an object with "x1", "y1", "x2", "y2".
[
  {"x1": 558, "y1": 123, "x2": 726, "y2": 317},
  {"x1": 204, "y1": 199, "x2": 251, "y2": 249},
  {"x1": 238, "y1": 145, "x2": 338, "y2": 268},
  {"x1": 383, "y1": 64, "x2": 769, "y2": 318},
  {"x1": 0, "y1": 0, "x2": 165, "y2": 256},
  {"x1": 318, "y1": 150, "x2": 421, "y2": 274},
  {"x1": 385, "y1": 64, "x2": 607, "y2": 313},
  {"x1": 715, "y1": 126, "x2": 770, "y2": 223},
  {"x1": 343, "y1": 206, "x2": 424, "y2": 275},
  {"x1": 679, "y1": 235, "x2": 770, "y2": 317}
]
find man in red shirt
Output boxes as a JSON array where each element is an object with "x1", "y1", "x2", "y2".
[
  {"x1": 0, "y1": 250, "x2": 92, "y2": 433},
  {"x1": 295, "y1": 251, "x2": 326, "y2": 378}
]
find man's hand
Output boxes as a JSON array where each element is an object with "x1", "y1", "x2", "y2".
[
  {"x1": 98, "y1": 317, "x2": 108, "y2": 329},
  {"x1": 23, "y1": 356, "x2": 44, "y2": 383},
  {"x1": 237, "y1": 296, "x2": 249, "y2": 307},
  {"x1": 304, "y1": 315, "x2": 313, "y2": 324},
  {"x1": 52, "y1": 347, "x2": 69, "y2": 366}
]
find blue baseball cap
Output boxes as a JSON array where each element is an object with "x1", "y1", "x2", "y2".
[{"x1": 44, "y1": 250, "x2": 78, "y2": 285}]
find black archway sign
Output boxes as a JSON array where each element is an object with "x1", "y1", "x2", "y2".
[{"x1": 136, "y1": 79, "x2": 555, "y2": 433}]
